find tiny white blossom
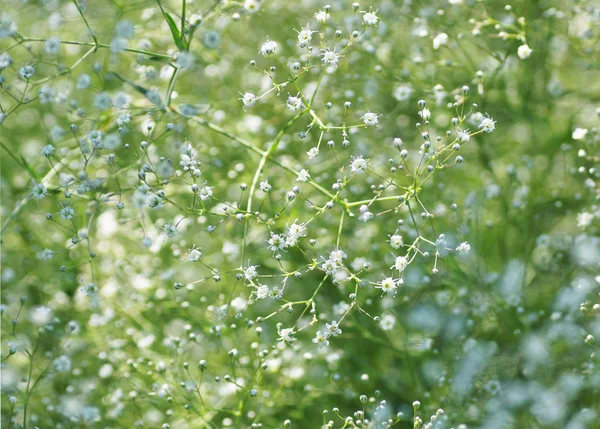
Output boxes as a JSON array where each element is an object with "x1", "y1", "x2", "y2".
[
  {"x1": 389, "y1": 234, "x2": 404, "y2": 249},
  {"x1": 307, "y1": 147, "x2": 319, "y2": 159},
  {"x1": 433, "y1": 33, "x2": 449, "y2": 49},
  {"x1": 392, "y1": 255, "x2": 408, "y2": 272},
  {"x1": 254, "y1": 284, "x2": 270, "y2": 299},
  {"x1": 350, "y1": 156, "x2": 369, "y2": 174},
  {"x1": 320, "y1": 48, "x2": 341, "y2": 66},
  {"x1": 456, "y1": 241, "x2": 471, "y2": 256},
  {"x1": 60, "y1": 206, "x2": 75, "y2": 220},
  {"x1": 479, "y1": 116, "x2": 496, "y2": 133},
  {"x1": 377, "y1": 277, "x2": 400, "y2": 295},
  {"x1": 361, "y1": 111, "x2": 380, "y2": 126},
  {"x1": 572, "y1": 127, "x2": 588, "y2": 140},
  {"x1": 517, "y1": 44, "x2": 532, "y2": 59},
  {"x1": 199, "y1": 185, "x2": 213, "y2": 201},
  {"x1": 296, "y1": 24, "x2": 315, "y2": 47},
  {"x1": 31, "y1": 183, "x2": 48, "y2": 200},
  {"x1": 297, "y1": 169, "x2": 311, "y2": 182},
  {"x1": 315, "y1": 10, "x2": 330, "y2": 24},
  {"x1": 187, "y1": 248, "x2": 202, "y2": 262},
  {"x1": 286, "y1": 94, "x2": 304, "y2": 111},
  {"x1": 419, "y1": 108, "x2": 431, "y2": 120},
  {"x1": 278, "y1": 327, "x2": 296, "y2": 343},
  {"x1": 312, "y1": 330, "x2": 330, "y2": 347},
  {"x1": 362, "y1": 10, "x2": 379, "y2": 26},
  {"x1": 239, "y1": 92, "x2": 257, "y2": 110},
  {"x1": 259, "y1": 39, "x2": 277, "y2": 56},
  {"x1": 37, "y1": 248, "x2": 54, "y2": 261},
  {"x1": 259, "y1": 180, "x2": 271, "y2": 193},
  {"x1": 244, "y1": 264, "x2": 258, "y2": 280},
  {"x1": 577, "y1": 212, "x2": 594, "y2": 229},
  {"x1": 163, "y1": 224, "x2": 177, "y2": 237}
]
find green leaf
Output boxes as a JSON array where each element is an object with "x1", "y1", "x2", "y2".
[{"x1": 164, "y1": 12, "x2": 184, "y2": 50}]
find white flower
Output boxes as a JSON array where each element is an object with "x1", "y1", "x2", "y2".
[
  {"x1": 286, "y1": 94, "x2": 304, "y2": 111},
  {"x1": 312, "y1": 330, "x2": 330, "y2": 347},
  {"x1": 244, "y1": 264, "x2": 258, "y2": 280},
  {"x1": 320, "y1": 48, "x2": 341, "y2": 66},
  {"x1": 517, "y1": 44, "x2": 532, "y2": 59},
  {"x1": 37, "y1": 248, "x2": 54, "y2": 261},
  {"x1": 307, "y1": 147, "x2": 319, "y2": 159},
  {"x1": 433, "y1": 33, "x2": 449, "y2": 49},
  {"x1": 278, "y1": 327, "x2": 296, "y2": 343},
  {"x1": 296, "y1": 24, "x2": 314, "y2": 47},
  {"x1": 389, "y1": 234, "x2": 404, "y2": 249},
  {"x1": 377, "y1": 277, "x2": 400, "y2": 294},
  {"x1": 419, "y1": 108, "x2": 431, "y2": 120},
  {"x1": 325, "y1": 321, "x2": 342, "y2": 336},
  {"x1": 456, "y1": 241, "x2": 471, "y2": 256},
  {"x1": 358, "y1": 205, "x2": 373, "y2": 222},
  {"x1": 577, "y1": 212, "x2": 594, "y2": 229},
  {"x1": 31, "y1": 183, "x2": 48, "y2": 200},
  {"x1": 315, "y1": 10, "x2": 329, "y2": 24},
  {"x1": 199, "y1": 186, "x2": 213, "y2": 201},
  {"x1": 286, "y1": 221, "x2": 306, "y2": 246},
  {"x1": 457, "y1": 128, "x2": 470, "y2": 143},
  {"x1": 239, "y1": 92, "x2": 257, "y2": 110},
  {"x1": 60, "y1": 206, "x2": 75, "y2": 220},
  {"x1": 350, "y1": 156, "x2": 369, "y2": 174},
  {"x1": 572, "y1": 127, "x2": 588, "y2": 140},
  {"x1": 362, "y1": 10, "x2": 379, "y2": 26},
  {"x1": 163, "y1": 224, "x2": 177, "y2": 237},
  {"x1": 380, "y1": 314, "x2": 396, "y2": 331},
  {"x1": 268, "y1": 233, "x2": 286, "y2": 252},
  {"x1": 187, "y1": 248, "x2": 202, "y2": 262},
  {"x1": 259, "y1": 179, "x2": 271, "y2": 193},
  {"x1": 328, "y1": 249, "x2": 347, "y2": 265},
  {"x1": 254, "y1": 284, "x2": 270, "y2": 299},
  {"x1": 297, "y1": 169, "x2": 311, "y2": 182},
  {"x1": 393, "y1": 84, "x2": 413, "y2": 102},
  {"x1": 40, "y1": 144, "x2": 55, "y2": 157},
  {"x1": 479, "y1": 116, "x2": 496, "y2": 133},
  {"x1": 361, "y1": 111, "x2": 380, "y2": 126},
  {"x1": 392, "y1": 255, "x2": 408, "y2": 272},
  {"x1": 259, "y1": 39, "x2": 277, "y2": 56}
]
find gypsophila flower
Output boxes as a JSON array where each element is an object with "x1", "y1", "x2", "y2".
[
  {"x1": 377, "y1": 277, "x2": 400, "y2": 295},
  {"x1": 326, "y1": 321, "x2": 342, "y2": 336},
  {"x1": 457, "y1": 128, "x2": 470, "y2": 143},
  {"x1": 313, "y1": 330, "x2": 330, "y2": 347},
  {"x1": 296, "y1": 24, "x2": 315, "y2": 47},
  {"x1": 350, "y1": 156, "x2": 369, "y2": 174},
  {"x1": 433, "y1": 33, "x2": 448, "y2": 49},
  {"x1": 320, "y1": 47, "x2": 341, "y2": 66},
  {"x1": 19, "y1": 65, "x2": 34, "y2": 79},
  {"x1": 259, "y1": 39, "x2": 277, "y2": 56},
  {"x1": 277, "y1": 327, "x2": 296, "y2": 344},
  {"x1": 572, "y1": 127, "x2": 588, "y2": 140},
  {"x1": 479, "y1": 116, "x2": 496, "y2": 133},
  {"x1": 392, "y1": 255, "x2": 408, "y2": 272},
  {"x1": 260, "y1": 179, "x2": 272, "y2": 193},
  {"x1": 31, "y1": 183, "x2": 48, "y2": 200},
  {"x1": 389, "y1": 234, "x2": 404, "y2": 249},
  {"x1": 239, "y1": 92, "x2": 257, "y2": 110},
  {"x1": 456, "y1": 241, "x2": 471, "y2": 256},
  {"x1": 315, "y1": 10, "x2": 330, "y2": 24},
  {"x1": 44, "y1": 37, "x2": 61, "y2": 54},
  {"x1": 362, "y1": 9, "x2": 380, "y2": 26},
  {"x1": 60, "y1": 206, "x2": 75, "y2": 220},
  {"x1": 577, "y1": 212, "x2": 594, "y2": 229},
  {"x1": 393, "y1": 84, "x2": 413, "y2": 101},
  {"x1": 37, "y1": 248, "x2": 54, "y2": 261},
  {"x1": 286, "y1": 94, "x2": 304, "y2": 111},
  {"x1": 254, "y1": 284, "x2": 270, "y2": 299},
  {"x1": 187, "y1": 248, "x2": 202, "y2": 262},
  {"x1": 199, "y1": 185, "x2": 213, "y2": 201},
  {"x1": 361, "y1": 111, "x2": 380, "y2": 126},
  {"x1": 163, "y1": 224, "x2": 177, "y2": 237},
  {"x1": 517, "y1": 44, "x2": 533, "y2": 59},
  {"x1": 419, "y1": 108, "x2": 431, "y2": 120},
  {"x1": 41, "y1": 144, "x2": 55, "y2": 157},
  {"x1": 380, "y1": 314, "x2": 396, "y2": 330},
  {"x1": 286, "y1": 220, "x2": 306, "y2": 246},
  {"x1": 0, "y1": 52, "x2": 12, "y2": 70},
  {"x1": 117, "y1": 113, "x2": 131, "y2": 127},
  {"x1": 307, "y1": 147, "x2": 319, "y2": 159},
  {"x1": 88, "y1": 130, "x2": 103, "y2": 147},
  {"x1": 268, "y1": 233, "x2": 286, "y2": 252},
  {"x1": 297, "y1": 169, "x2": 311, "y2": 182},
  {"x1": 359, "y1": 205, "x2": 373, "y2": 222},
  {"x1": 244, "y1": 264, "x2": 258, "y2": 280},
  {"x1": 329, "y1": 248, "x2": 347, "y2": 264}
]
